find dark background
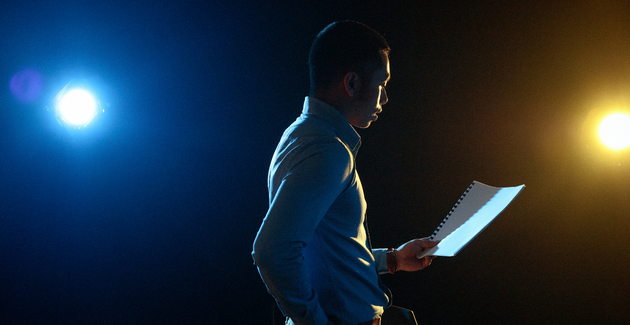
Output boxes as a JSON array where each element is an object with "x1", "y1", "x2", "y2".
[{"x1": 2, "y1": 1, "x2": 630, "y2": 324}]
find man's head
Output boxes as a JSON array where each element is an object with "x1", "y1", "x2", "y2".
[{"x1": 309, "y1": 21, "x2": 391, "y2": 128}]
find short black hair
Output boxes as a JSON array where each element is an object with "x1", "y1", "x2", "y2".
[{"x1": 308, "y1": 21, "x2": 390, "y2": 94}]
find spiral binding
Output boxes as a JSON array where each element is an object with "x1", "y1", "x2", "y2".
[{"x1": 429, "y1": 181, "x2": 476, "y2": 240}]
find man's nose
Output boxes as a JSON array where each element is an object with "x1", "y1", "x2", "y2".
[{"x1": 380, "y1": 89, "x2": 388, "y2": 105}]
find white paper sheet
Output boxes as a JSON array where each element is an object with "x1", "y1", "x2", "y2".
[{"x1": 417, "y1": 181, "x2": 525, "y2": 258}]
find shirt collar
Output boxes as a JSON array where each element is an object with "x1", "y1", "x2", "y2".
[{"x1": 302, "y1": 96, "x2": 362, "y2": 157}]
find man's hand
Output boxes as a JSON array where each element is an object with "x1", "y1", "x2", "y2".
[{"x1": 395, "y1": 237, "x2": 439, "y2": 272}]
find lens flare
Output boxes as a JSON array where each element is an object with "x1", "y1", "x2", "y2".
[{"x1": 10, "y1": 68, "x2": 43, "y2": 103}]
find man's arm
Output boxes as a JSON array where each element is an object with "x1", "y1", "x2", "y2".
[{"x1": 252, "y1": 140, "x2": 353, "y2": 325}]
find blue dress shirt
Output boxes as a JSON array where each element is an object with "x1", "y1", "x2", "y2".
[{"x1": 253, "y1": 97, "x2": 390, "y2": 325}]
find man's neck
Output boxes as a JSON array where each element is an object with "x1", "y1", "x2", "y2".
[{"x1": 311, "y1": 90, "x2": 353, "y2": 125}]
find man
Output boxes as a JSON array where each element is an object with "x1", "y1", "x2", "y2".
[{"x1": 252, "y1": 21, "x2": 438, "y2": 325}]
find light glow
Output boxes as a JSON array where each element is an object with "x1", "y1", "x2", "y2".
[
  {"x1": 599, "y1": 113, "x2": 630, "y2": 150},
  {"x1": 58, "y1": 89, "x2": 97, "y2": 126}
]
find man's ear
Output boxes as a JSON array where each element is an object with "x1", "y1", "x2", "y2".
[{"x1": 343, "y1": 72, "x2": 361, "y2": 97}]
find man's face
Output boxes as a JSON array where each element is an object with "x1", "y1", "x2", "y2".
[{"x1": 348, "y1": 58, "x2": 391, "y2": 128}]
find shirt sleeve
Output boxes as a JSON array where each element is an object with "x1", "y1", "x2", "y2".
[{"x1": 252, "y1": 139, "x2": 354, "y2": 325}]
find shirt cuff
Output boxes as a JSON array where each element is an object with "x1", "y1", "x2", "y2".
[{"x1": 372, "y1": 248, "x2": 389, "y2": 275}]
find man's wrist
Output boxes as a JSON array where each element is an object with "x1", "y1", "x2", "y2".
[{"x1": 386, "y1": 248, "x2": 397, "y2": 274}]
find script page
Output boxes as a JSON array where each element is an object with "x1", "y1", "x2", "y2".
[{"x1": 418, "y1": 181, "x2": 525, "y2": 258}]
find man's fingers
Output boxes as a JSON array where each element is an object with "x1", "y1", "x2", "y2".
[
  {"x1": 414, "y1": 238, "x2": 440, "y2": 248},
  {"x1": 416, "y1": 255, "x2": 433, "y2": 269}
]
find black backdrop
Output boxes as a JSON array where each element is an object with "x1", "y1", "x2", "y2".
[{"x1": 2, "y1": 1, "x2": 630, "y2": 324}]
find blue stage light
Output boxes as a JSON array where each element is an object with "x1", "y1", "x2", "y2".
[
  {"x1": 54, "y1": 84, "x2": 101, "y2": 128},
  {"x1": 58, "y1": 89, "x2": 96, "y2": 125}
]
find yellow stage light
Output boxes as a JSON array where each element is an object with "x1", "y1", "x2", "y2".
[{"x1": 599, "y1": 113, "x2": 630, "y2": 150}]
